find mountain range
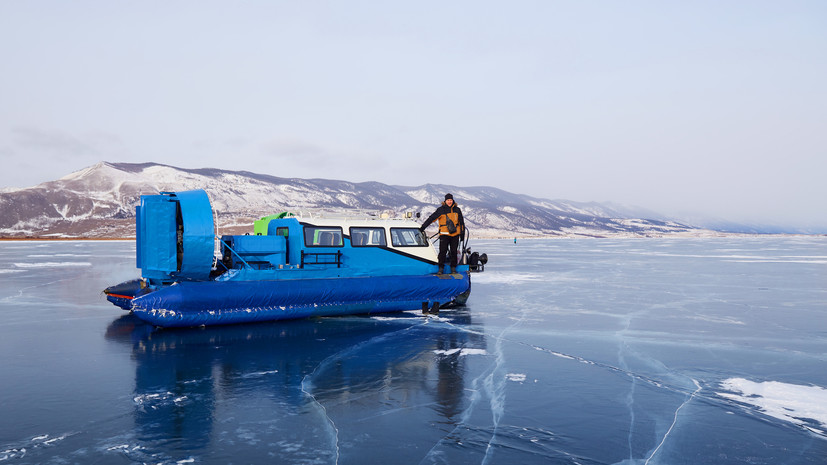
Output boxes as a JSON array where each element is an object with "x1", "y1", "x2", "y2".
[{"x1": 0, "y1": 161, "x2": 719, "y2": 239}]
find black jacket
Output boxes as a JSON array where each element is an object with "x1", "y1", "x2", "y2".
[{"x1": 421, "y1": 202, "x2": 464, "y2": 237}]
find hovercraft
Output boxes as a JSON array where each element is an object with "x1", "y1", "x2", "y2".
[{"x1": 104, "y1": 190, "x2": 487, "y2": 328}]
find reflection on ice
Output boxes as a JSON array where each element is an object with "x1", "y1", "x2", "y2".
[{"x1": 102, "y1": 309, "x2": 488, "y2": 464}]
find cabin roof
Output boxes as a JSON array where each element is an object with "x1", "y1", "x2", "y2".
[{"x1": 279, "y1": 216, "x2": 423, "y2": 230}]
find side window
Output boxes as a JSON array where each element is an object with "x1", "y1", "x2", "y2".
[
  {"x1": 304, "y1": 226, "x2": 343, "y2": 247},
  {"x1": 349, "y1": 227, "x2": 387, "y2": 247},
  {"x1": 276, "y1": 227, "x2": 289, "y2": 237},
  {"x1": 390, "y1": 228, "x2": 429, "y2": 247}
]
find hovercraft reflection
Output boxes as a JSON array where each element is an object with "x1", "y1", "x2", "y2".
[
  {"x1": 104, "y1": 312, "x2": 486, "y2": 457},
  {"x1": 104, "y1": 190, "x2": 487, "y2": 327}
]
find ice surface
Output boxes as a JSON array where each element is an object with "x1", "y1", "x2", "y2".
[{"x1": 0, "y1": 237, "x2": 826, "y2": 464}]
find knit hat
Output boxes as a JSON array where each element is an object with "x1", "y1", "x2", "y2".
[{"x1": 444, "y1": 193, "x2": 453, "y2": 200}]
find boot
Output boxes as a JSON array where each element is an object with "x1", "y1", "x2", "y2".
[
  {"x1": 450, "y1": 267, "x2": 457, "y2": 274},
  {"x1": 429, "y1": 302, "x2": 440, "y2": 314}
]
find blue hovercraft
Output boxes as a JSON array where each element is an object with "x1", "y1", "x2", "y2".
[{"x1": 104, "y1": 190, "x2": 486, "y2": 327}]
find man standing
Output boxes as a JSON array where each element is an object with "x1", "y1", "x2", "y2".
[{"x1": 420, "y1": 193, "x2": 465, "y2": 274}]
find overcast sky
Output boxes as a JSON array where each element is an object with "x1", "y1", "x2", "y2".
[{"x1": 1, "y1": 1, "x2": 825, "y2": 229}]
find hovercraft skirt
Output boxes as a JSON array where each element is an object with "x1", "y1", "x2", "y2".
[{"x1": 131, "y1": 273, "x2": 470, "y2": 327}]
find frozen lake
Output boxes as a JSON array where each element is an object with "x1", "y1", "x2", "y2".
[{"x1": 1, "y1": 237, "x2": 826, "y2": 464}]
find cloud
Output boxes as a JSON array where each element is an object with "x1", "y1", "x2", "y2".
[
  {"x1": 12, "y1": 126, "x2": 97, "y2": 157},
  {"x1": 1, "y1": 127, "x2": 135, "y2": 188},
  {"x1": 10, "y1": 126, "x2": 133, "y2": 162},
  {"x1": 261, "y1": 138, "x2": 330, "y2": 165},
  {"x1": 259, "y1": 138, "x2": 390, "y2": 177},
  {"x1": 192, "y1": 137, "x2": 251, "y2": 151}
]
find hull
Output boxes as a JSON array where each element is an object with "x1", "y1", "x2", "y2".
[{"x1": 130, "y1": 272, "x2": 470, "y2": 328}]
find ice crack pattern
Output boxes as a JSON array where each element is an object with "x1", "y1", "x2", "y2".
[
  {"x1": 301, "y1": 319, "x2": 432, "y2": 465},
  {"x1": 420, "y1": 315, "x2": 711, "y2": 465},
  {"x1": 2, "y1": 237, "x2": 826, "y2": 464}
]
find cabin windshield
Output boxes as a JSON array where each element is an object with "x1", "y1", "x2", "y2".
[
  {"x1": 390, "y1": 228, "x2": 429, "y2": 247},
  {"x1": 349, "y1": 227, "x2": 387, "y2": 247},
  {"x1": 304, "y1": 226, "x2": 344, "y2": 247}
]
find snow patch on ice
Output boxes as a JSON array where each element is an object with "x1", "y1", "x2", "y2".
[
  {"x1": 133, "y1": 391, "x2": 189, "y2": 409},
  {"x1": 14, "y1": 262, "x2": 92, "y2": 268},
  {"x1": 0, "y1": 433, "x2": 71, "y2": 461},
  {"x1": 506, "y1": 373, "x2": 527, "y2": 382},
  {"x1": 240, "y1": 370, "x2": 279, "y2": 378},
  {"x1": 687, "y1": 315, "x2": 745, "y2": 325},
  {"x1": 718, "y1": 378, "x2": 827, "y2": 436},
  {"x1": 370, "y1": 315, "x2": 417, "y2": 322},
  {"x1": 434, "y1": 348, "x2": 488, "y2": 357},
  {"x1": 106, "y1": 444, "x2": 130, "y2": 451},
  {"x1": 725, "y1": 259, "x2": 827, "y2": 264},
  {"x1": 471, "y1": 272, "x2": 545, "y2": 284},
  {"x1": 27, "y1": 253, "x2": 91, "y2": 258}
]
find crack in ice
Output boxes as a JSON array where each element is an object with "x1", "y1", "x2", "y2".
[
  {"x1": 301, "y1": 319, "x2": 430, "y2": 465},
  {"x1": 419, "y1": 302, "x2": 527, "y2": 465},
  {"x1": 619, "y1": 341, "x2": 637, "y2": 462},
  {"x1": 644, "y1": 379, "x2": 702, "y2": 465},
  {"x1": 300, "y1": 375, "x2": 340, "y2": 465}
]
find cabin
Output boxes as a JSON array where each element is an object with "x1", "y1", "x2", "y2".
[{"x1": 216, "y1": 215, "x2": 448, "y2": 280}]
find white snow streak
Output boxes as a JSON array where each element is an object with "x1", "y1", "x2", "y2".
[{"x1": 718, "y1": 378, "x2": 827, "y2": 436}]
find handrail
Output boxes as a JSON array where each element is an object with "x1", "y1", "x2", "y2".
[
  {"x1": 300, "y1": 250, "x2": 342, "y2": 268},
  {"x1": 219, "y1": 237, "x2": 253, "y2": 269}
]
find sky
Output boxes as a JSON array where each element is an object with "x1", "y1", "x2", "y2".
[{"x1": 1, "y1": 1, "x2": 825, "y2": 229}]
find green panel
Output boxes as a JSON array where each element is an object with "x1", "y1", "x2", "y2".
[{"x1": 254, "y1": 213, "x2": 293, "y2": 235}]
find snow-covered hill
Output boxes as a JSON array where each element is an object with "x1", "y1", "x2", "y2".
[{"x1": 0, "y1": 161, "x2": 706, "y2": 238}]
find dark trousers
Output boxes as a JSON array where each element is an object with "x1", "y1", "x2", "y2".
[{"x1": 438, "y1": 234, "x2": 459, "y2": 270}]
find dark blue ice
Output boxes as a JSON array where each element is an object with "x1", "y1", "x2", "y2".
[{"x1": 1, "y1": 237, "x2": 826, "y2": 464}]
